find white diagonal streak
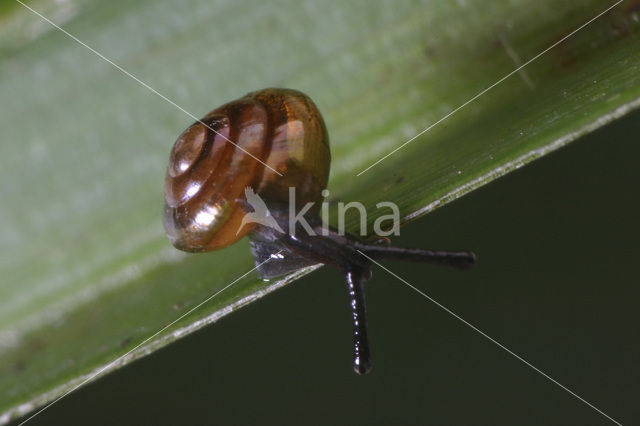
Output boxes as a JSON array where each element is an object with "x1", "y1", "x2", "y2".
[
  {"x1": 17, "y1": 254, "x2": 277, "y2": 426},
  {"x1": 356, "y1": 250, "x2": 623, "y2": 426},
  {"x1": 357, "y1": 0, "x2": 624, "y2": 176},
  {"x1": 15, "y1": 0, "x2": 282, "y2": 176}
]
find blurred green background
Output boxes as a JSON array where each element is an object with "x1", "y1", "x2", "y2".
[{"x1": 16, "y1": 107, "x2": 640, "y2": 425}]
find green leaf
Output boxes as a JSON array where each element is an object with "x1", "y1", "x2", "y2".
[{"x1": 1, "y1": 0, "x2": 639, "y2": 422}]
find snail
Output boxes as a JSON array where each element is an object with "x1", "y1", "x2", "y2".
[{"x1": 163, "y1": 88, "x2": 476, "y2": 374}]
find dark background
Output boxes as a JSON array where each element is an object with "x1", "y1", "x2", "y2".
[{"x1": 18, "y1": 110, "x2": 640, "y2": 425}]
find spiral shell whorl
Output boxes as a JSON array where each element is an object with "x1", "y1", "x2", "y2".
[{"x1": 163, "y1": 88, "x2": 330, "y2": 252}]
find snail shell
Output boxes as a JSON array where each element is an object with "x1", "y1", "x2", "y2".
[{"x1": 163, "y1": 88, "x2": 330, "y2": 252}]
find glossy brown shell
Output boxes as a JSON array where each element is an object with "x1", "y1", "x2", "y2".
[{"x1": 163, "y1": 88, "x2": 330, "y2": 252}]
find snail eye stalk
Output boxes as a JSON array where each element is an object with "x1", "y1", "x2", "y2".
[
  {"x1": 255, "y1": 225, "x2": 476, "y2": 375},
  {"x1": 346, "y1": 269, "x2": 372, "y2": 375}
]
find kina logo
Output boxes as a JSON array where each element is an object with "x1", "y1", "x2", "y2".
[{"x1": 236, "y1": 187, "x2": 284, "y2": 235}]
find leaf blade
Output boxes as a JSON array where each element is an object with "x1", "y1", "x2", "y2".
[{"x1": 1, "y1": 0, "x2": 639, "y2": 422}]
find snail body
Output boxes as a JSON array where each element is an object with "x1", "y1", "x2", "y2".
[{"x1": 164, "y1": 88, "x2": 476, "y2": 374}]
